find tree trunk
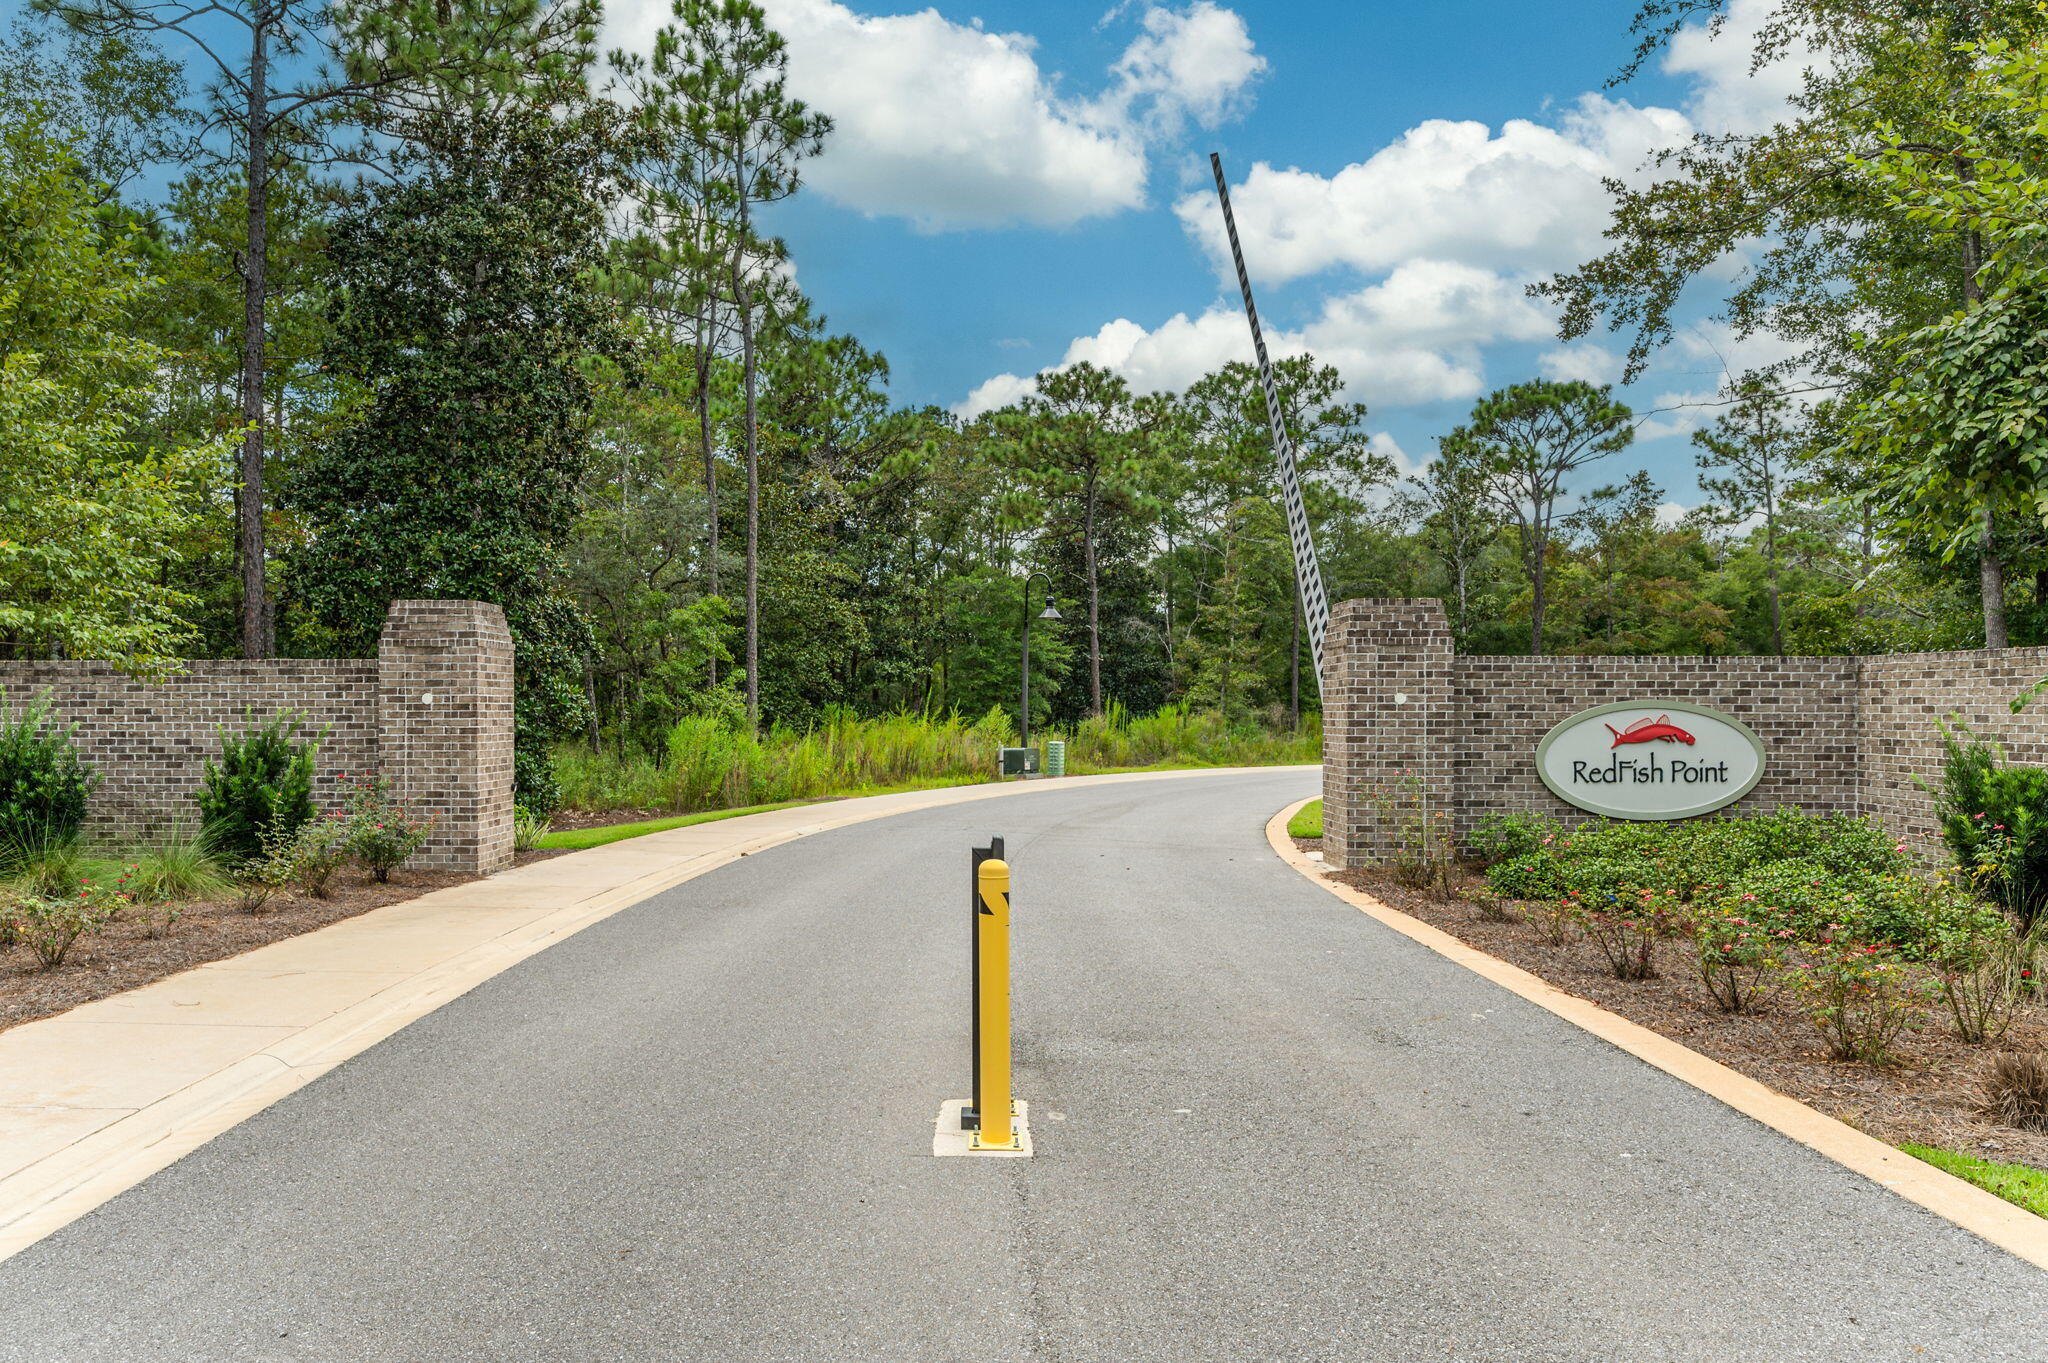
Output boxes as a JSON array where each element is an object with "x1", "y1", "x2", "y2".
[
  {"x1": 1765, "y1": 506, "x2": 1784, "y2": 656},
  {"x1": 1961, "y1": 219, "x2": 2006, "y2": 650},
  {"x1": 1528, "y1": 523, "x2": 1546, "y2": 657},
  {"x1": 1289, "y1": 595, "x2": 1301, "y2": 731},
  {"x1": 694, "y1": 291, "x2": 719, "y2": 689},
  {"x1": 1084, "y1": 480, "x2": 1102, "y2": 716},
  {"x1": 734, "y1": 194, "x2": 760, "y2": 725},
  {"x1": 1983, "y1": 507, "x2": 2009, "y2": 650},
  {"x1": 238, "y1": 13, "x2": 272, "y2": 658}
]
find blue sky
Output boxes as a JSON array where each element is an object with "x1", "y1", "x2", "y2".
[{"x1": 603, "y1": 0, "x2": 1807, "y2": 512}]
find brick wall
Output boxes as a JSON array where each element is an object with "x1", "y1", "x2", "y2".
[
  {"x1": 1321, "y1": 598, "x2": 2048, "y2": 871},
  {"x1": 0, "y1": 600, "x2": 513, "y2": 874}
]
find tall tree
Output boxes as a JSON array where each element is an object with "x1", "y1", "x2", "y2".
[
  {"x1": 994, "y1": 363, "x2": 1170, "y2": 716},
  {"x1": 38, "y1": 0, "x2": 600, "y2": 657},
  {"x1": 0, "y1": 109, "x2": 225, "y2": 670},
  {"x1": 657, "y1": 0, "x2": 829, "y2": 725},
  {"x1": 282, "y1": 106, "x2": 636, "y2": 811},
  {"x1": 1694, "y1": 377, "x2": 1800, "y2": 654},
  {"x1": 1449, "y1": 379, "x2": 1633, "y2": 655},
  {"x1": 1405, "y1": 440, "x2": 1498, "y2": 651},
  {"x1": 0, "y1": 15, "x2": 183, "y2": 200}
]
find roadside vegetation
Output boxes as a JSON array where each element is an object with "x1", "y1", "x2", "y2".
[
  {"x1": 1302, "y1": 713, "x2": 2048, "y2": 1216},
  {"x1": 0, "y1": 708, "x2": 443, "y2": 1012},
  {"x1": 553, "y1": 706, "x2": 1319, "y2": 818}
]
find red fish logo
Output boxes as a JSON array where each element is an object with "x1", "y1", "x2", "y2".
[{"x1": 1605, "y1": 714, "x2": 1696, "y2": 748}]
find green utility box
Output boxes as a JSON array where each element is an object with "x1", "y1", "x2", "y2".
[
  {"x1": 1044, "y1": 740, "x2": 1066, "y2": 777},
  {"x1": 999, "y1": 746, "x2": 1041, "y2": 777}
]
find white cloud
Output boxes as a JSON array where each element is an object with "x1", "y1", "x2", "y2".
[
  {"x1": 1654, "y1": 501, "x2": 1691, "y2": 529},
  {"x1": 1176, "y1": 95, "x2": 1691, "y2": 286},
  {"x1": 1538, "y1": 342, "x2": 1624, "y2": 387},
  {"x1": 602, "y1": 1, "x2": 1264, "y2": 232},
  {"x1": 953, "y1": 260, "x2": 1553, "y2": 417},
  {"x1": 1663, "y1": 0, "x2": 1819, "y2": 137},
  {"x1": 1094, "y1": 2, "x2": 1265, "y2": 135}
]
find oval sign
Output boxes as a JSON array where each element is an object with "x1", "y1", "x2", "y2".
[{"x1": 1535, "y1": 700, "x2": 1767, "y2": 821}]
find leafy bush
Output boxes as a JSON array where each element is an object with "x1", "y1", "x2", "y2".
[
  {"x1": 194, "y1": 713, "x2": 318, "y2": 867},
  {"x1": 1467, "y1": 811, "x2": 1562, "y2": 867},
  {"x1": 1566, "y1": 886, "x2": 1679, "y2": 980},
  {"x1": 1683, "y1": 905, "x2": 1793, "y2": 1013},
  {"x1": 1787, "y1": 942, "x2": 1932, "y2": 1066},
  {"x1": 1487, "y1": 850, "x2": 1570, "y2": 901},
  {"x1": 233, "y1": 826, "x2": 305, "y2": 913},
  {"x1": 0, "y1": 691, "x2": 98, "y2": 856},
  {"x1": 341, "y1": 775, "x2": 432, "y2": 882},
  {"x1": 1927, "y1": 719, "x2": 2048, "y2": 925},
  {"x1": 4, "y1": 878, "x2": 126, "y2": 968},
  {"x1": 285, "y1": 817, "x2": 354, "y2": 898}
]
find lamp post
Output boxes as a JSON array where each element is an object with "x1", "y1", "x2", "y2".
[{"x1": 1021, "y1": 571, "x2": 1061, "y2": 749}]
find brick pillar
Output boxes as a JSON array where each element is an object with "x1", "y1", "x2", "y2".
[
  {"x1": 1321, "y1": 599, "x2": 1456, "y2": 871},
  {"x1": 377, "y1": 600, "x2": 515, "y2": 874}
]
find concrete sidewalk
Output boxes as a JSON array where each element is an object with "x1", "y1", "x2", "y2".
[{"x1": 0, "y1": 767, "x2": 1308, "y2": 1262}]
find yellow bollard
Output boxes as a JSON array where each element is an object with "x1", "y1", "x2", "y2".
[{"x1": 972, "y1": 857, "x2": 1014, "y2": 1150}]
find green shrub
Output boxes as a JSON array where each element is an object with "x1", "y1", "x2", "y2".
[
  {"x1": 1683, "y1": 903, "x2": 1791, "y2": 1013},
  {"x1": 194, "y1": 713, "x2": 318, "y2": 867},
  {"x1": 1567, "y1": 886, "x2": 1679, "y2": 980},
  {"x1": 4, "y1": 878, "x2": 125, "y2": 968},
  {"x1": 1487, "y1": 850, "x2": 1569, "y2": 901},
  {"x1": 341, "y1": 775, "x2": 432, "y2": 882},
  {"x1": 285, "y1": 816, "x2": 354, "y2": 898},
  {"x1": 1927, "y1": 719, "x2": 2048, "y2": 925},
  {"x1": 0, "y1": 691, "x2": 98, "y2": 857},
  {"x1": 233, "y1": 825, "x2": 306, "y2": 913},
  {"x1": 1467, "y1": 811, "x2": 1560, "y2": 866},
  {"x1": 1787, "y1": 942, "x2": 1933, "y2": 1066}
]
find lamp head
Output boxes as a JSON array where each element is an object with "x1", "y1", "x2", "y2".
[{"x1": 1040, "y1": 603, "x2": 1063, "y2": 621}]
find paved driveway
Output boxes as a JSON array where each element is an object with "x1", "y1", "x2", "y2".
[{"x1": 0, "y1": 768, "x2": 2041, "y2": 1360}]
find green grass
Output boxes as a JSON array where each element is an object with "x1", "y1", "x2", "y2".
[
  {"x1": 1901, "y1": 1142, "x2": 2048, "y2": 1218},
  {"x1": 1287, "y1": 798, "x2": 1323, "y2": 839},
  {"x1": 536, "y1": 801, "x2": 815, "y2": 850}
]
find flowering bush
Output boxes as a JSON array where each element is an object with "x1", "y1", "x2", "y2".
[
  {"x1": 340, "y1": 775, "x2": 433, "y2": 883},
  {"x1": 1368, "y1": 772, "x2": 1456, "y2": 895},
  {"x1": 3, "y1": 874, "x2": 127, "y2": 968},
  {"x1": 1787, "y1": 940, "x2": 1933, "y2": 1066},
  {"x1": 1566, "y1": 886, "x2": 1678, "y2": 981},
  {"x1": 1684, "y1": 906, "x2": 1792, "y2": 1013}
]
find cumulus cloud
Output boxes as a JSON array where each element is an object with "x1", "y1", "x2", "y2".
[
  {"x1": 953, "y1": 260, "x2": 1553, "y2": 417},
  {"x1": 1175, "y1": 96, "x2": 1691, "y2": 286},
  {"x1": 1093, "y1": 2, "x2": 1265, "y2": 135},
  {"x1": 602, "y1": 1, "x2": 1264, "y2": 231}
]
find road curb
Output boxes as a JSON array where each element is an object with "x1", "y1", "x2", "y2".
[
  {"x1": 1265, "y1": 797, "x2": 2048, "y2": 1274},
  {"x1": 0, "y1": 766, "x2": 1313, "y2": 1266}
]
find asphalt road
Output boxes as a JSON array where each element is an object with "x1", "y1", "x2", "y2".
[{"x1": 1, "y1": 768, "x2": 2045, "y2": 1361}]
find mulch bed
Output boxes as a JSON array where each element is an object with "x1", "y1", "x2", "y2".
[
  {"x1": 1303, "y1": 842, "x2": 2048, "y2": 1171},
  {"x1": 0, "y1": 848, "x2": 568, "y2": 1034}
]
